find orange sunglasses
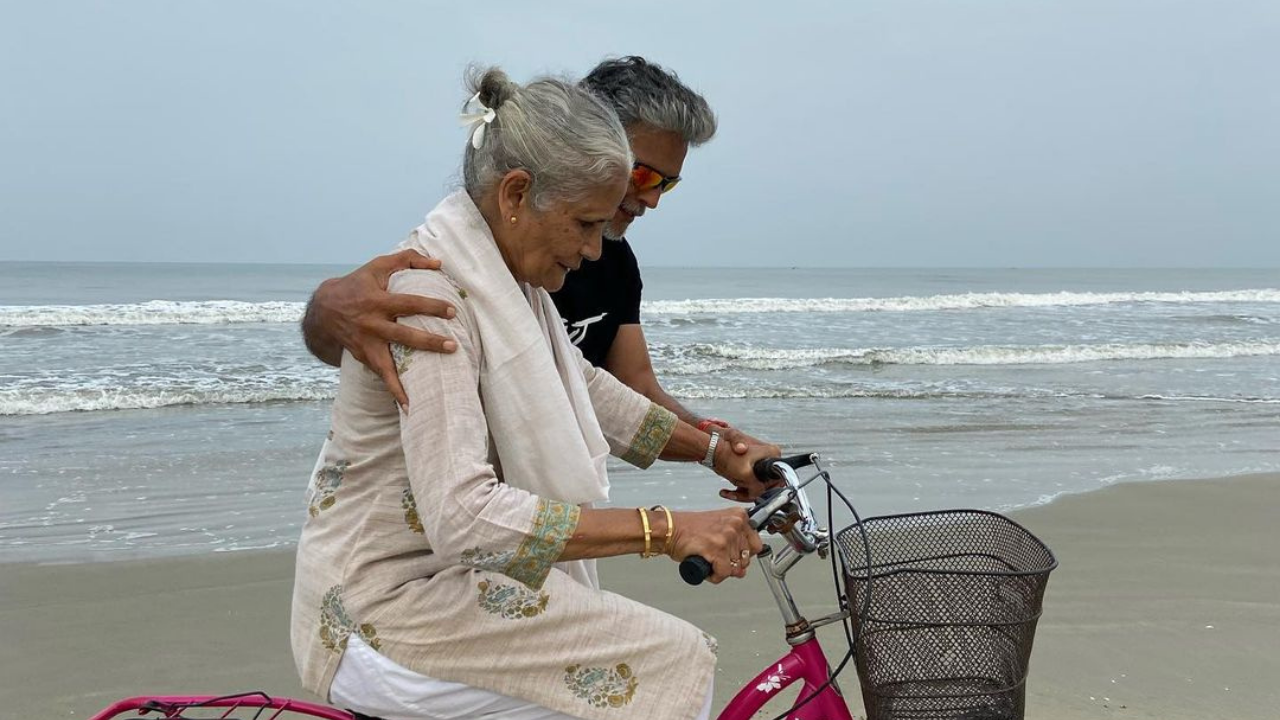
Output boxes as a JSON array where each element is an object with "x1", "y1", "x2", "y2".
[{"x1": 630, "y1": 162, "x2": 681, "y2": 194}]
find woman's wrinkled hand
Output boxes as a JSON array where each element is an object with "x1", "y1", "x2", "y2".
[
  {"x1": 311, "y1": 250, "x2": 457, "y2": 406},
  {"x1": 668, "y1": 508, "x2": 763, "y2": 583},
  {"x1": 712, "y1": 439, "x2": 783, "y2": 503}
]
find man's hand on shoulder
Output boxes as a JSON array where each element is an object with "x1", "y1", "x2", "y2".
[{"x1": 303, "y1": 249, "x2": 457, "y2": 407}]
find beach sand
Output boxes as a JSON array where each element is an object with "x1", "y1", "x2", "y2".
[{"x1": 3, "y1": 472, "x2": 1278, "y2": 719}]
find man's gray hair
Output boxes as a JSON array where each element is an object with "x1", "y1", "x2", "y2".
[
  {"x1": 462, "y1": 67, "x2": 632, "y2": 210},
  {"x1": 581, "y1": 56, "x2": 717, "y2": 146}
]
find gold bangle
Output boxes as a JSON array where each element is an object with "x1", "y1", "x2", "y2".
[
  {"x1": 637, "y1": 507, "x2": 653, "y2": 558},
  {"x1": 651, "y1": 505, "x2": 673, "y2": 557}
]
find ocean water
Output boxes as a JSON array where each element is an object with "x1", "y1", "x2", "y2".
[{"x1": 1, "y1": 262, "x2": 1278, "y2": 563}]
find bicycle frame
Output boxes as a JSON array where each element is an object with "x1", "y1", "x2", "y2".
[{"x1": 720, "y1": 636, "x2": 852, "y2": 720}]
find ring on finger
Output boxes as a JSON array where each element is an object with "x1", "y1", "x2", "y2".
[
  {"x1": 740, "y1": 549, "x2": 750, "y2": 559},
  {"x1": 729, "y1": 559, "x2": 740, "y2": 568}
]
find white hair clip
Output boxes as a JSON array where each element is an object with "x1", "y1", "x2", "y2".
[{"x1": 459, "y1": 92, "x2": 497, "y2": 149}]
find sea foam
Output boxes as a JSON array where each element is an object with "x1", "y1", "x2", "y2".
[
  {"x1": 656, "y1": 340, "x2": 1280, "y2": 373},
  {"x1": 0, "y1": 300, "x2": 305, "y2": 327},
  {"x1": 643, "y1": 289, "x2": 1280, "y2": 315},
  {"x1": 4, "y1": 288, "x2": 1278, "y2": 326}
]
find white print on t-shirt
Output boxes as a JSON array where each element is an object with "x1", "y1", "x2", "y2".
[{"x1": 563, "y1": 312, "x2": 608, "y2": 346}]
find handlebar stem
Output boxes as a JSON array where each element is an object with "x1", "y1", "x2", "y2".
[
  {"x1": 752, "y1": 456, "x2": 834, "y2": 645},
  {"x1": 760, "y1": 543, "x2": 814, "y2": 643}
]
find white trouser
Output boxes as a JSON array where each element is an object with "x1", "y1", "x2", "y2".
[{"x1": 331, "y1": 634, "x2": 714, "y2": 720}]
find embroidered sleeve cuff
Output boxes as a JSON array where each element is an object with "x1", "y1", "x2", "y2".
[
  {"x1": 619, "y1": 403, "x2": 677, "y2": 469},
  {"x1": 504, "y1": 499, "x2": 581, "y2": 589}
]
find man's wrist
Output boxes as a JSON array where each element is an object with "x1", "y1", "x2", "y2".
[{"x1": 699, "y1": 430, "x2": 720, "y2": 469}]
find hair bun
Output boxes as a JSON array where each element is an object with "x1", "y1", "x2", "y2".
[{"x1": 468, "y1": 66, "x2": 516, "y2": 110}]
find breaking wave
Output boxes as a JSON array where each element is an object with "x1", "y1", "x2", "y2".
[
  {"x1": 643, "y1": 289, "x2": 1280, "y2": 315},
  {"x1": 668, "y1": 385, "x2": 1279, "y2": 402},
  {"x1": 0, "y1": 300, "x2": 305, "y2": 327},
  {"x1": 0, "y1": 366, "x2": 338, "y2": 416},
  {"x1": 656, "y1": 340, "x2": 1280, "y2": 373},
  {"x1": 4, "y1": 288, "x2": 1277, "y2": 327},
  {"x1": 7, "y1": 337, "x2": 1276, "y2": 415}
]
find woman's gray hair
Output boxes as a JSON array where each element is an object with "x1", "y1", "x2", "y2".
[
  {"x1": 581, "y1": 56, "x2": 717, "y2": 146},
  {"x1": 462, "y1": 67, "x2": 632, "y2": 210}
]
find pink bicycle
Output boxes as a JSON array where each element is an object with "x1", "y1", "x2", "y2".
[{"x1": 89, "y1": 454, "x2": 1055, "y2": 720}]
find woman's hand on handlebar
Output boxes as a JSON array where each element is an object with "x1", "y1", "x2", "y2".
[
  {"x1": 713, "y1": 440, "x2": 783, "y2": 503},
  {"x1": 669, "y1": 508, "x2": 763, "y2": 583}
]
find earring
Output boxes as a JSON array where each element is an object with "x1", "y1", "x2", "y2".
[{"x1": 510, "y1": 216, "x2": 517, "y2": 224}]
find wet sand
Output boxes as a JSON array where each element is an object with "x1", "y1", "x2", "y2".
[{"x1": 3, "y1": 473, "x2": 1278, "y2": 719}]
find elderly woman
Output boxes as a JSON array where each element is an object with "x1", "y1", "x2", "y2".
[{"x1": 291, "y1": 68, "x2": 779, "y2": 720}]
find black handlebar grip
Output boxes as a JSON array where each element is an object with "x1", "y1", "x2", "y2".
[
  {"x1": 752, "y1": 453, "x2": 817, "y2": 481},
  {"x1": 752, "y1": 458, "x2": 777, "y2": 482},
  {"x1": 679, "y1": 555, "x2": 713, "y2": 585}
]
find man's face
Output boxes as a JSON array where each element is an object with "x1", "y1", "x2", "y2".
[{"x1": 604, "y1": 125, "x2": 690, "y2": 241}]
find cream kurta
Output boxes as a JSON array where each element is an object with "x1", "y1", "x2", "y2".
[{"x1": 291, "y1": 269, "x2": 716, "y2": 720}]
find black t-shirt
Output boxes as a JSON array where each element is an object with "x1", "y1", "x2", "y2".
[{"x1": 550, "y1": 238, "x2": 643, "y2": 368}]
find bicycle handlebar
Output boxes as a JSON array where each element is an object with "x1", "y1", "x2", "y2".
[
  {"x1": 752, "y1": 453, "x2": 818, "y2": 482},
  {"x1": 680, "y1": 454, "x2": 822, "y2": 585}
]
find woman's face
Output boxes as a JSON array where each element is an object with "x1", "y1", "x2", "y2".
[{"x1": 507, "y1": 177, "x2": 628, "y2": 292}]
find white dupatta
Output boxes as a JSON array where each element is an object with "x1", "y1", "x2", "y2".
[{"x1": 399, "y1": 191, "x2": 610, "y2": 588}]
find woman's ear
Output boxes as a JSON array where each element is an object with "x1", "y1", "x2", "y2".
[{"x1": 496, "y1": 170, "x2": 534, "y2": 222}]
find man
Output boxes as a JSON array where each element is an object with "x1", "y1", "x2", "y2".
[{"x1": 302, "y1": 56, "x2": 759, "y2": 450}]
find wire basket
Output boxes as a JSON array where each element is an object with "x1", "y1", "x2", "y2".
[{"x1": 835, "y1": 510, "x2": 1057, "y2": 720}]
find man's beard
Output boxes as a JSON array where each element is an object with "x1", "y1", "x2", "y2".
[{"x1": 604, "y1": 200, "x2": 646, "y2": 240}]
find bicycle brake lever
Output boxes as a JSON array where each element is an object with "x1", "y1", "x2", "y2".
[{"x1": 748, "y1": 487, "x2": 796, "y2": 531}]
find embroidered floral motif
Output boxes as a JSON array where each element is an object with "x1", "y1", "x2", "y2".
[
  {"x1": 457, "y1": 288, "x2": 468, "y2": 299},
  {"x1": 461, "y1": 547, "x2": 516, "y2": 572},
  {"x1": 564, "y1": 663, "x2": 639, "y2": 709},
  {"x1": 702, "y1": 631, "x2": 719, "y2": 657},
  {"x1": 318, "y1": 585, "x2": 381, "y2": 653},
  {"x1": 391, "y1": 343, "x2": 415, "y2": 375},
  {"x1": 506, "y1": 499, "x2": 580, "y2": 589},
  {"x1": 619, "y1": 404, "x2": 676, "y2": 469},
  {"x1": 401, "y1": 488, "x2": 424, "y2": 534},
  {"x1": 309, "y1": 460, "x2": 349, "y2": 517},
  {"x1": 476, "y1": 579, "x2": 549, "y2": 619}
]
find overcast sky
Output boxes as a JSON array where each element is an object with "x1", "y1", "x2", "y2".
[{"x1": 1, "y1": 1, "x2": 1276, "y2": 267}]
